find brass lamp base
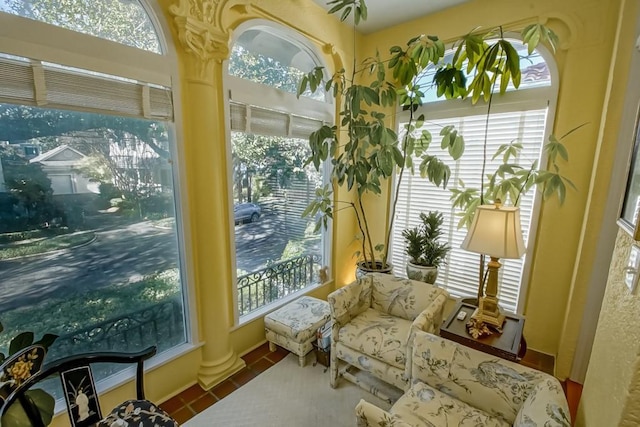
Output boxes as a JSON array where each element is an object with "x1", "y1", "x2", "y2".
[
  {"x1": 466, "y1": 295, "x2": 506, "y2": 338},
  {"x1": 472, "y1": 295, "x2": 506, "y2": 328}
]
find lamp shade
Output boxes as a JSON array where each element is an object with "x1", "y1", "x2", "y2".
[{"x1": 461, "y1": 205, "x2": 526, "y2": 259}]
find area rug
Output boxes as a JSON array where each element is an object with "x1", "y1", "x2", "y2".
[{"x1": 184, "y1": 354, "x2": 402, "y2": 427}]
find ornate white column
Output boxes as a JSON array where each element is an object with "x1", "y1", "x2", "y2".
[{"x1": 169, "y1": 0, "x2": 245, "y2": 389}]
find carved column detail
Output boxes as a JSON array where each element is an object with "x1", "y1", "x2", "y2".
[
  {"x1": 169, "y1": 0, "x2": 245, "y2": 389},
  {"x1": 170, "y1": 0, "x2": 230, "y2": 78}
]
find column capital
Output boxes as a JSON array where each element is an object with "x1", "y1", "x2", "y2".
[{"x1": 170, "y1": 0, "x2": 230, "y2": 78}]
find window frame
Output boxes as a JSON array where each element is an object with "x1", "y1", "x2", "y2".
[
  {"x1": 391, "y1": 36, "x2": 559, "y2": 313},
  {"x1": 0, "y1": 0, "x2": 198, "y2": 400},
  {"x1": 224, "y1": 19, "x2": 334, "y2": 325}
]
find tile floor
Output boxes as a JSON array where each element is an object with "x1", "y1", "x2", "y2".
[
  {"x1": 159, "y1": 342, "x2": 582, "y2": 425},
  {"x1": 159, "y1": 342, "x2": 288, "y2": 424}
]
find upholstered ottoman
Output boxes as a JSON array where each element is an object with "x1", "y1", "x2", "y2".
[{"x1": 264, "y1": 296, "x2": 331, "y2": 367}]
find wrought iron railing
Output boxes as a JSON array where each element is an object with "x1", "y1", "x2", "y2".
[
  {"x1": 50, "y1": 299, "x2": 185, "y2": 360},
  {"x1": 237, "y1": 254, "x2": 321, "y2": 316}
]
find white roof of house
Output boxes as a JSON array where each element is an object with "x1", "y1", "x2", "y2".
[{"x1": 29, "y1": 145, "x2": 87, "y2": 166}]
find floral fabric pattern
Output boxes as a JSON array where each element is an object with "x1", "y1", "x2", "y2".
[
  {"x1": 0, "y1": 344, "x2": 46, "y2": 405},
  {"x1": 264, "y1": 296, "x2": 331, "y2": 366},
  {"x1": 392, "y1": 381, "x2": 509, "y2": 427},
  {"x1": 338, "y1": 308, "x2": 412, "y2": 370},
  {"x1": 98, "y1": 399, "x2": 177, "y2": 427},
  {"x1": 355, "y1": 330, "x2": 571, "y2": 426},
  {"x1": 328, "y1": 273, "x2": 448, "y2": 391},
  {"x1": 335, "y1": 343, "x2": 407, "y2": 390}
]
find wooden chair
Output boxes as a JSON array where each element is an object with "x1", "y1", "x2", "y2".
[{"x1": 0, "y1": 345, "x2": 177, "y2": 427}]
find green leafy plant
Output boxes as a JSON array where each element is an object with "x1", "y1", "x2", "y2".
[
  {"x1": 298, "y1": 0, "x2": 568, "y2": 271},
  {"x1": 402, "y1": 211, "x2": 450, "y2": 267},
  {"x1": 0, "y1": 322, "x2": 58, "y2": 427}
]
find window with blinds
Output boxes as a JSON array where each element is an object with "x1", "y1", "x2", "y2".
[
  {"x1": 228, "y1": 24, "x2": 331, "y2": 320},
  {"x1": 391, "y1": 109, "x2": 548, "y2": 312},
  {"x1": 0, "y1": 0, "x2": 187, "y2": 398},
  {"x1": 0, "y1": 54, "x2": 172, "y2": 120}
]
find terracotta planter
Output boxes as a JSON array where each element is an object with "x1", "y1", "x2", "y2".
[
  {"x1": 355, "y1": 261, "x2": 393, "y2": 279},
  {"x1": 406, "y1": 262, "x2": 438, "y2": 284}
]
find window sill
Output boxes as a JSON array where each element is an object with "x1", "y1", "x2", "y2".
[{"x1": 53, "y1": 341, "x2": 202, "y2": 415}]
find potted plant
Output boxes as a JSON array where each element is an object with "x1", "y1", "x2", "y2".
[
  {"x1": 298, "y1": 0, "x2": 566, "y2": 276},
  {"x1": 402, "y1": 211, "x2": 450, "y2": 284}
]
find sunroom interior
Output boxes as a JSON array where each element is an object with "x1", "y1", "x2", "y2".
[{"x1": 0, "y1": 0, "x2": 639, "y2": 426}]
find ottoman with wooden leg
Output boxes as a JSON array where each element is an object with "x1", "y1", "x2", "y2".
[{"x1": 264, "y1": 296, "x2": 331, "y2": 367}]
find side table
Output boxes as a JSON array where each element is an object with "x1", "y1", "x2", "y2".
[
  {"x1": 440, "y1": 300, "x2": 526, "y2": 362},
  {"x1": 312, "y1": 342, "x2": 330, "y2": 372}
]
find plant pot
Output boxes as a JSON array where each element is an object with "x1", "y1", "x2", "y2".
[
  {"x1": 355, "y1": 261, "x2": 393, "y2": 279},
  {"x1": 406, "y1": 262, "x2": 438, "y2": 284}
]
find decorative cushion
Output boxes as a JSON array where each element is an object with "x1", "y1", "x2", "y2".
[
  {"x1": 338, "y1": 308, "x2": 412, "y2": 370},
  {"x1": 413, "y1": 332, "x2": 548, "y2": 424},
  {"x1": 392, "y1": 382, "x2": 509, "y2": 427},
  {"x1": 514, "y1": 378, "x2": 571, "y2": 426},
  {"x1": 370, "y1": 274, "x2": 447, "y2": 321},
  {"x1": 264, "y1": 296, "x2": 331, "y2": 343},
  {"x1": 98, "y1": 399, "x2": 177, "y2": 427}
]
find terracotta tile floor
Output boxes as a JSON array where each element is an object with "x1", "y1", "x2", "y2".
[
  {"x1": 159, "y1": 343, "x2": 582, "y2": 425},
  {"x1": 159, "y1": 342, "x2": 288, "y2": 424}
]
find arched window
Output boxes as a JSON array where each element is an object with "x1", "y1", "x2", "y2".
[
  {"x1": 0, "y1": 0, "x2": 187, "y2": 393},
  {"x1": 391, "y1": 39, "x2": 558, "y2": 313},
  {"x1": 0, "y1": 0, "x2": 161, "y2": 53},
  {"x1": 226, "y1": 22, "x2": 333, "y2": 321}
]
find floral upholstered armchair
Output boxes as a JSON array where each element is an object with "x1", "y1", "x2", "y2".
[
  {"x1": 356, "y1": 330, "x2": 571, "y2": 427},
  {"x1": 328, "y1": 273, "x2": 449, "y2": 397}
]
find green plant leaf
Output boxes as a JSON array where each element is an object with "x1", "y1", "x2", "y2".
[
  {"x1": 33, "y1": 334, "x2": 58, "y2": 350},
  {"x1": 9, "y1": 332, "x2": 34, "y2": 356},
  {"x1": 1, "y1": 389, "x2": 55, "y2": 427}
]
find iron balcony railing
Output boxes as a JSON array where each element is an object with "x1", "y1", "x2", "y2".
[
  {"x1": 237, "y1": 254, "x2": 321, "y2": 316},
  {"x1": 51, "y1": 299, "x2": 185, "y2": 360}
]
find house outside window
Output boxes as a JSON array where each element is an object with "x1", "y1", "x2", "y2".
[
  {"x1": 0, "y1": 0, "x2": 188, "y2": 396},
  {"x1": 226, "y1": 23, "x2": 333, "y2": 321},
  {"x1": 390, "y1": 39, "x2": 558, "y2": 313}
]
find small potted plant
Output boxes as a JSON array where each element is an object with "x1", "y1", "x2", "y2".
[{"x1": 402, "y1": 211, "x2": 450, "y2": 284}]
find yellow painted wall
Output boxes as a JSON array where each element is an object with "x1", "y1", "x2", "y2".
[
  {"x1": 41, "y1": 0, "x2": 640, "y2": 424},
  {"x1": 577, "y1": 229, "x2": 640, "y2": 426},
  {"x1": 358, "y1": 0, "x2": 629, "y2": 379}
]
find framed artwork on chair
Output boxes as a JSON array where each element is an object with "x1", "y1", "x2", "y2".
[{"x1": 61, "y1": 366, "x2": 102, "y2": 427}]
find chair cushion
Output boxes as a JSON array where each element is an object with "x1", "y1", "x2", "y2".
[
  {"x1": 391, "y1": 382, "x2": 510, "y2": 427},
  {"x1": 338, "y1": 308, "x2": 412, "y2": 369},
  {"x1": 264, "y1": 296, "x2": 331, "y2": 343},
  {"x1": 369, "y1": 273, "x2": 446, "y2": 321},
  {"x1": 98, "y1": 399, "x2": 178, "y2": 427}
]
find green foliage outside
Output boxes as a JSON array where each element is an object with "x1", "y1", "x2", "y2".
[
  {"x1": 280, "y1": 240, "x2": 307, "y2": 261},
  {"x1": 0, "y1": 228, "x2": 70, "y2": 245},
  {"x1": 229, "y1": 45, "x2": 304, "y2": 95},
  {"x1": 0, "y1": 231, "x2": 95, "y2": 260},
  {"x1": 1, "y1": 0, "x2": 160, "y2": 52},
  {"x1": 0, "y1": 269, "x2": 181, "y2": 353}
]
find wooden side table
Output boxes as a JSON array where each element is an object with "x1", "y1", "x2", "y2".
[{"x1": 440, "y1": 300, "x2": 526, "y2": 362}]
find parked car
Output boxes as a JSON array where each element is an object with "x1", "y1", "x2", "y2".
[{"x1": 234, "y1": 203, "x2": 261, "y2": 224}]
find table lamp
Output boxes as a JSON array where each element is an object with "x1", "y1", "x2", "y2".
[{"x1": 461, "y1": 201, "x2": 525, "y2": 328}]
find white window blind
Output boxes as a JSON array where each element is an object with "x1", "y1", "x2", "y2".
[
  {"x1": 230, "y1": 101, "x2": 325, "y2": 139},
  {"x1": 391, "y1": 109, "x2": 548, "y2": 312},
  {"x1": 0, "y1": 54, "x2": 172, "y2": 120}
]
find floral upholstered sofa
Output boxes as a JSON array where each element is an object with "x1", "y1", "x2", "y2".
[
  {"x1": 328, "y1": 273, "x2": 449, "y2": 396},
  {"x1": 356, "y1": 330, "x2": 571, "y2": 427}
]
